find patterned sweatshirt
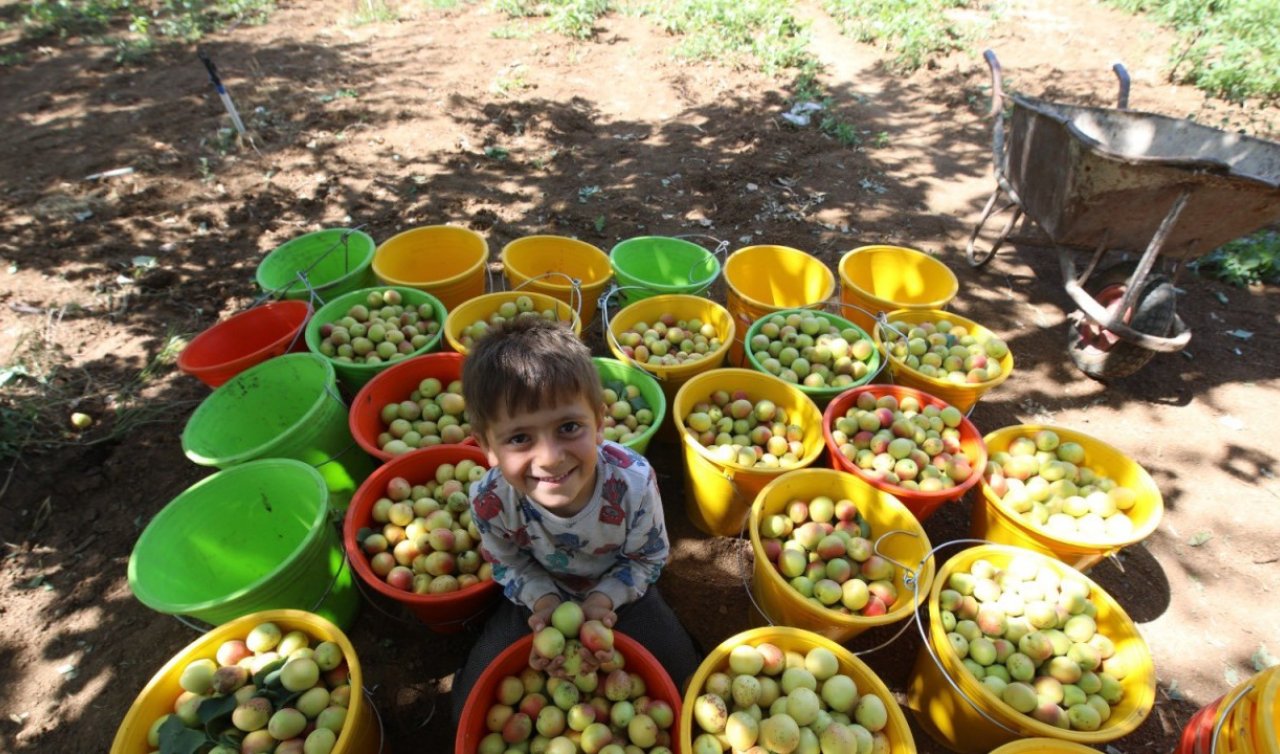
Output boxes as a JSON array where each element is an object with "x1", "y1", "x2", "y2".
[{"x1": 468, "y1": 441, "x2": 670, "y2": 611}]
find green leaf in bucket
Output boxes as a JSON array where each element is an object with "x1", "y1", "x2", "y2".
[
  {"x1": 158, "y1": 714, "x2": 210, "y2": 754},
  {"x1": 251, "y1": 657, "x2": 286, "y2": 688},
  {"x1": 197, "y1": 694, "x2": 237, "y2": 725},
  {"x1": 628, "y1": 396, "x2": 650, "y2": 412},
  {"x1": 604, "y1": 379, "x2": 626, "y2": 396}
]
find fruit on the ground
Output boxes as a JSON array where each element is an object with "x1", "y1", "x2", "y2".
[
  {"x1": 983, "y1": 429, "x2": 1139, "y2": 541},
  {"x1": 317, "y1": 288, "x2": 440, "y2": 365},
  {"x1": 459, "y1": 295, "x2": 562, "y2": 350},
  {"x1": 614, "y1": 313, "x2": 724, "y2": 368},
  {"x1": 749, "y1": 310, "x2": 877, "y2": 389},
  {"x1": 682, "y1": 390, "x2": 807, "y2": 470},
  {"x1": 355, "y1": 468, "x2": 494, "y2": 594},
  {"x1": 880, "y1": 316, "x2": 1008, "y2": 384},
  {"x1": 147, "y1": 621, "x2": 351, "y2": 752},
  {"x1": 940, "y1": 553, "x2": 1128, "y2": 731},
  {"x1": 376, "y1": 377, "x2": 471, "y2": 455},
  {"x1": 690, "y1": 640, "x2": 895, "y2": 753},
  {"x1": 829, "y1": 391, "x2": 977, "y2": 492},
  {"x1": 600, "y1": 378, "x2": 655, "y2": 445}
]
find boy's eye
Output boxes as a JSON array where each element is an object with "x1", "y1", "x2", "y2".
[
  {"x1": 505, "y1": 433, "x2": 530, "y2": 446},
  {"x1": 559, "y1": 421, "x2": 583, "y2": 434}
]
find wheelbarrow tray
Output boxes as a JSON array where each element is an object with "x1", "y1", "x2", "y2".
[{"x1": 1004, "y1": 93, "x2": 1280, "y2": 261}]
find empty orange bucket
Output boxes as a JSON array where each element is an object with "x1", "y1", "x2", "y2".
[{"x1": 372, "y1": 225, "x2": 488, "y2": 311}]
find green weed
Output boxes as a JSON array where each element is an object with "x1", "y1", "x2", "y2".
[
  {"x1": 641, "y1": 0, "x2": 816, "y2": 74},
  {"x1": 493, "y1": 0, "x2": 612, "y2": 39},
  {"x1": 349, "y1": 0, "x2": 401, "y2": 24},
  {"x1": 19, "y1": 0, "x2": 273, "y2": 56},
  {"x1": 823, "y1": 0, "x2": 971, "y2": 73},
  {"x1": 1104, "y1": 0, "x2": 1279, "y2": 103},
  {"x1": 1192, "y1": 231, "x2": 1280, "y2": 287}
]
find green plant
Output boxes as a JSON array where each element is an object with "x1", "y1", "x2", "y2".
[
  {"x1": 1191, "y1": 231, "x2": 1280, "y2": 287},
  {"x1": 823, "y1": 0, "x2": 971, "y2": 73},
  {"x1": 1103, "y1": 0, "x2": 1280, "y2": 103},
  {"x1": 641, "y1": 0, "x2": 816, "y2": 74},
  {"x1": 349, "y1": 0, "x2": 401, "y2": 24},
  {"x1": 493, "y1": 0, "x2": 612, "y2": 39},
  {"x1": 20, "y1": 0, "x2": 274, "y2": 48}
]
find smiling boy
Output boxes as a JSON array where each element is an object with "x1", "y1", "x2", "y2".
[{"x1": 449, "y1": 314, "x2": 700, "y2": 724}]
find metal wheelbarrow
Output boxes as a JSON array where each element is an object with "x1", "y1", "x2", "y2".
[{"x1": 967, "y1": 50, "x2": 1280, "y2": 380}]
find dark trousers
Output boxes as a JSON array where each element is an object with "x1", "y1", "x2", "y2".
[{"x1": 450, "y1": 586, "x2": 702, "y2": 726}]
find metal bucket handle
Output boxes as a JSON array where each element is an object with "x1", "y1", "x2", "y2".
[
  {"x1": 671, "y1": 234, "x2": 731, "y2": 286},
  {"x1": 597, "y1": 283, "x2": 676, "y2": 381},
  {"x1": 506, "y1": 272, "x2": 585, "y2": 334},
  {"x1": 1209, "y1": 681, "x2": 1256, "y2": 754},
  {"x1": 259, "y1": 226, "x2": 368, "y2": 304}
]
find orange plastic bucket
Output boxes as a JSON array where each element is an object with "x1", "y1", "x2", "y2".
[
  {"x1": 343, "y1": 444, "x2": 500, "y2": 633},
  {"x1": 838, "y1": 245, "x2": 958, "y2": 335},
  {"x1": 722, "y1": 244, "x2": 835, "y2": 365},
  {"x1": 822, "y1": 384, "x2": 987, "y2": 523},
  {"x1": 372, "y1": 225, "x2": 489, "y2": 311},
  {"x1": 501, "y1": 235, "x2": 612, "y2": 325},
  {"x1": 348, "y1": 351, "x2": 475, "y2": 464},
  {"x1": 456, "y1": 630, "x2": 681, "y2": 754},
  {"x1": 110, "y1": 609, "x2": 379, "y2": 754},
  {"x1": 178, "y1": 300, "x2": 313, "y2": 388},
  {"x1": 749, "y1": 468, "x2": 935, "y2": 643}
]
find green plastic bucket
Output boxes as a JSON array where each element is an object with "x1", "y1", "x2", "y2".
[
  {"x1": 256, "y1": 229, "x2": 377, "y2": 303},
  {"x1": 609, "y1": 236, "x2": 721, "y2": 304},
  {"x1": 128, "y1": 458, "x2": 359, "y2": 629},
  {"x1": 181, "y1": 353, "x2": 375, "y2": 512},
  {"x1": 593, "y1": 356, "x2": 666, "y2": 455}
]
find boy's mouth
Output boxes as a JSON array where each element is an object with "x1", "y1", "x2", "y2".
[{"x1": 531, "y1": 469, "x2": 572, "y2": 485}]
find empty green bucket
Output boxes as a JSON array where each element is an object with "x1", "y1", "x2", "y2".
[
  {"x1": 609, "y1": 236, "x2": 721, "y2": 304},
  {"x1": 181, "y1": 353, "x2": 375, "y2": 511},
  {"x1": 128, "y1": 458, "x2": 359, "y2": 629},
  {"x1": 256, "y1": 229, "x2": 377, "y2": 303}
]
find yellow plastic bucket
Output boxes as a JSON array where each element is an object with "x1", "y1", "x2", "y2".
[
  {"x1": 973, "y1": 424, "x2": 1165, "y2": 572},
  {"x1": 838, "y1": 245, "x2": 959, "y2": 335},
  {"x1": 500, "y1": 235, "x2": 612, "y2": 325},
  {"x1": 680, "y1": 626, "x2": 915, "y2": 753},
  {"x1": 874, "y1": 308, "x2": 1014, "y2": 413},
  {"x1": 372, "y1": 225, "x2": 488, "y2": 311},
  {"x1": 723, "y1": 244, "x2": 836, "y2": 366},
  {"x1": 990, "y1": 739, "x2": 1103, "y2": 753},
  {"x1": 604, "y1": 293, "x2": 736, "y2": 410},
  {"x1": 671, "y1": 369, "x2": 824, "y2": 536},
  {"x1": 906, "y1": 544, "x2": 1156, "y2": 754},
  {"x1": 110, "y1": 609, "x2": 379, "y2": 754},
  {"x1": 748, "y1": 468, "x2": 935, "y2": 643},
  {"x1": 443, "y1": 290, "x2": 582, "y2": 356}
]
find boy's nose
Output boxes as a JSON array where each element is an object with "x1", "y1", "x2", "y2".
[{"x1": 533, "y1": 439, "x2": 564, "y2": 469}]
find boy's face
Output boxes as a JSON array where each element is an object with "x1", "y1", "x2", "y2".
[{"x1": 476, "y1": 393, "x2": 604, "y2": 516}]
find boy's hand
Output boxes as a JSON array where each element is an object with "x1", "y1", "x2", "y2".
[{"x1": 528, "y1": 593, "x2": 562, "y2": 633}]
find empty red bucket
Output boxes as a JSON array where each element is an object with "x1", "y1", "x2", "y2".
[{"x1": 177, "y1": 300, "x2": 313, "y2": 388}]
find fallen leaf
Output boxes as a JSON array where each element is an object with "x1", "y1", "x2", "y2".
[
  {"x1": 1167, "y1": 679, "x2": 1185, "y2": 700},
  {"x1": 19, "y1": 575, "x2": 45, "y2": 589},
  {"x1": 1252, "y1": 645, "x2": 1278, "y2": 671},
  {"x1": 1214, "y1": 291, "x2": 1229, "y2": 304},
  {"x1": 1227, "y1": 329, "x2": 1253, "y2": 340},
  {"x1": 1188, "y1": 531, "x2": 1213, "y2": 547},
  {"x1": 1225, "y1": 666, "x2": 1240, "y2": 686}
]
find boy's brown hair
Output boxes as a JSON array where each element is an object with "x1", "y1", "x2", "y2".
[{"x1": 462, "y1": 314, "x2": 603, "y2": 438}]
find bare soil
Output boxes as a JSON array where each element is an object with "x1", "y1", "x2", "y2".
[{"x1": 2, "y1": 1, "x2": 1279, "y2": 752}]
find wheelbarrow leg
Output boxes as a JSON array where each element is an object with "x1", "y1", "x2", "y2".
[{"x1": 966, "y1": 183, "x2": 1023, "y2": 268}]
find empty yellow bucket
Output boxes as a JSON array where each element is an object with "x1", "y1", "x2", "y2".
[
  {"x1": 672, "y1": 369, "x2": 824, "y2": 536},
  {"x1": 874, "y1": 307, "x2": 1014, "y2": 413},
  {"x1": 680, "y1": 626, "x2": 916, "y2": 753},
  {"x1": 110, "y1": 609, "x2": 379, "y2": 754},
  {"x1": 723, "y1": 244, "x2": 835, "y2": 366},
  {"x1": 372, "y1": 225, "x2": 488, "y2": 311},
  {"x1": 443, "y1": 290, "x2": 581, "y2": 356},
  {"x1": 838, "y1": 245, "x2": 958, "y2": 335},
  {"x1": 973, "y1": 424, "x2": 1165, "y2": 572},
  {"x1": 907, "y1": 544, "x2": 1155, "y2": 754},
  {"x1": 749, "y1": 468, "x2": 935, "y2": 643},
  {"x1": 501, "y1": 235, "x2": 612, "y2": 326}
]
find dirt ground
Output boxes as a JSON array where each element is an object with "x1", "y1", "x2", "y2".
[{"x1": 2, "y1": 0, "x2": 1279, "y2": 751}]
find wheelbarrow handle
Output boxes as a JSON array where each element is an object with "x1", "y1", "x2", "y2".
[
  {"x1": 1112, "y1": 61, "x2": 1131, "y2": 109},
  {"x1": 983, "y1": 49, "x2": 1005, "y2": 118}
]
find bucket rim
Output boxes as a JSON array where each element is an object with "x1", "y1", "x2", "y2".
[
  {"x1": 372, "y1": 224, "x2": 489, "y2": 289},
  {"x1": 348, "y1": 351, "x2": 474, "y2": 463},
  {"x1": 344, "y1": 444, "x2": 502, "y2": 607},
  {"x1": 874, "y1": 307, "x2": 1015, "y2": 392},
  {"x1": 838, "y1": 244, "x2": 960, "y2": 308},
  {"x1": 176, "y1": 299, "x2": 313, "y2": 376},
  {"x1": 723, "y1": 244, "x2": 836, "y2": 312},
  {"x1": 127, "y1": 459, "x2": 332, "y2": 616},
  {"x1": 822, "y1": 383, "x2": 988, "y2": 504},
  {"x1": 742, "y1": 307, "x2": 881, "y2": 398},
  {"x1": 303, "y1": 285, "x2": 449, "y2": 378},
  {"x1": 672, "y1": 368, "x2": 825, "y2": 473},
  {"x1": 924, "y1": 543, "x2": 1156, "y2": 743},
  {"x1": 181, "y1": 353, "x2": 339, "y2": 467},
  {"x1": 255, "y1": 228, "x2": 377, "y2": 295},
  {"x1": 748, "y1": 467, "x2": 936, "y2": 629},
  {"x1": 979, "y1": 424, "x2": 1165, "y2": 549},
  {"x1": 500, "y1": 234, "x2": 612, "y2": 288},
  {"x1": 608, "y1": 235, "x2": 722, "y2": 292}
]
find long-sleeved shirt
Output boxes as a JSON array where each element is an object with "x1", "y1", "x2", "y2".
[{"x1": 468, "y1": 441, "x2": 669, "y2": 611}]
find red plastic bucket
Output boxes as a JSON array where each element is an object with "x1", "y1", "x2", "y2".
[
  {"x1": 177, "y1": 300, "x2": 313, "y2": 388},
  {"x1": 1178, "y1": 665, "x2": 1280, "y2": 754},
  {"x1": 343, "y1": 444, "x2": 500, "y2": 633},
  {"x1": 456, "y1": 631, "x2": 682, "y2": 754},
  {"x1": 348, "y1": 352, "x2": 476, "y2": 464},
  {"x1": 822, "y1": 383, "x2": 987, "y2": 522}
]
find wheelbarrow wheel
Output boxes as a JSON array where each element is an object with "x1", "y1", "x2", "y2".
[{"x1": 1067, "y1": 262, "x2": 1177, "y2": 381}]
